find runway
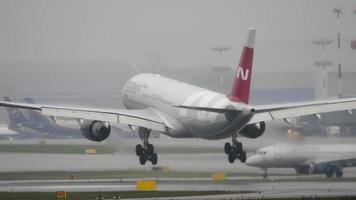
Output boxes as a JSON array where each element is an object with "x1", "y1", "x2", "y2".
[
  {"x1": 1, "y1": 178, "x2": 356, "y2": 199},
  {"x1": 2, "y1": 146, "x2": 356, "y2": 198},
  {"x1": 0, "y1": 152, "x2": 265, "y2": 173}
]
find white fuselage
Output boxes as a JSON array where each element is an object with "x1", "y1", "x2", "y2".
[
  {"x1": 122, "y1": 73, "x2": 253, "y2": 139},
  {"x1": 246, "y1": 143, "x2": 356, "y2": 169}
]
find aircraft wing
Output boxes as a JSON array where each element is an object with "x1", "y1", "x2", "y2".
[
  {"x1": 0, "y1": 101, "x2": 169, "y2": 132},
  {"x1": 248, "y1": 98, "x2": 356, "y2": 124}
]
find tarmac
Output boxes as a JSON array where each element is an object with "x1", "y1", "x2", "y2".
[
  {"x1": 0, "y1": 152, "x2": 281, "y2": 173},
  {"x1": 2, "y1": 137, "x2": 356, "y2": 198},
  {"x1": 1, "y1": 152, "x2": 356, "y2": 198},
  {"x1": 1, "y1": 178, "x2": 356, "y2": 199}
]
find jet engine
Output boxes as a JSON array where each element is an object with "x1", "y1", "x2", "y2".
[
  {"x1": 239, "y1": 121, "x2": 265, "y2": 138},
  {"x1": 80, "y1": 120, "x2": 111, "y2": 142}
]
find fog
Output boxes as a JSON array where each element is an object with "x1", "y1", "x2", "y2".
[
  {"x1": 2, "y1": 1, "x2": 356, "y2": 183},
  {"x1": 0, "y1": 0, "x2": 356, "y2": 109}
]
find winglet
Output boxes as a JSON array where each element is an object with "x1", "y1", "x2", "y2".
[{"x1": 228, "y1": 28, "x2": 255, "y2": 104}]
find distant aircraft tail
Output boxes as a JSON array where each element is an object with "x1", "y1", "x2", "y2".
[
  {"x1": 23, "y1": 97, "x2": 35, "y2": 104},
  {"x1": 3, "y1": 96, "x2": 29, "y2": 126},
  {"x1": 23, "y1": 97, "x2": 55, "y2": 124},
  {"x1": 228, "y1": 28, "x2": 255, "y2": 104}
]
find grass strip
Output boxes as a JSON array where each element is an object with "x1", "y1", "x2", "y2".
[{"x1": 0, "y1": 191, "x2": 242, "y2": 200}]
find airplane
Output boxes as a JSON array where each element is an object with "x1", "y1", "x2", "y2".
[
  {"x1": 4, "y1": 96, "x2": 133, "y2": 140},
  {"x1": 2, "y1": 28, "x2": 356, "y2": 165},
  {"x1": 246, "y1": 143, "x2": 356, "y2": 178},
  {"x1": 3, "y1": 96, "x2": 82, "y2": 139}
]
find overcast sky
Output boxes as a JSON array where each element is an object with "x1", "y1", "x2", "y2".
[{"x1": 0, "y1": 0, "x2": 355, "y2": 73}]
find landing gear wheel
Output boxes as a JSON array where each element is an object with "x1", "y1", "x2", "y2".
[
  {"x1": 263, "y1": 172, "x2": 268, "y2": 179},
  {"x1": 139, "y1": 154, "x2": 147, "y2": 165},
  {"x1": 136, "y1": 144, "x2": 143, "y2": 156},
  {"x1": 225, "y1": 134, "x2": 245, "y2": 164},
  {"x1": 136, "y1": 127, "x2": 158, "y2": 165},
  {"x1": 147, "y1": 144, "x2": 154, "y2": 155},
  {"x1": 326, "y1": 170, "x2": 334, "y2": 178},
  {"x1": 236, "y1": 142, "x2": 243, "y2": 153},
  {"x1": 262, "y1": 169, "x2": 268, "y2": 179},
  {"x1": 239, "y1": 151, "x2": 247, "y2": 163},
  {"x1": 224, "y1": 142, "x2": 231, "y2": 154},
  {"x1": 228, "y1": 153, "x2": 235, "y2": 163},
  {"x1": 151, "y1": 153, "x2": 158, "y2": 165}
]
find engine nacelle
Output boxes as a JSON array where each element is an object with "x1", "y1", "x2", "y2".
[
  {"x1": 80, "y1": 120, "x2": 111, "y2": 142},
  {"x1": 239, "y1": 121, "x2": 265, "y2": 138}
]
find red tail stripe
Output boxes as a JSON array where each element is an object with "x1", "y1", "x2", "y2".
[{"x1": 229, "y1": 46, "x2": 254, "y2": 104}]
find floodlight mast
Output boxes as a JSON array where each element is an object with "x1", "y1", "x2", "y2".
[
  {"x1": 352, "y1": 8, "x2": 356, "y2": 50},
  {"x1": 212, "y1": 66, "x2": 230, "y2": 85},
  {"x1": 211, "y1": 46, "x2": 232, "y2": 56},
  {"x1": 148, "y1": 53, "x2": 160, "y2": 74},
  {"x1": 333, "y1": 6, "x2": 343, "y2": 98},
  {"x1": 210, "y1": 46, "x2": 232, "y2": 91},
  {"x1": 333, "y1": 6, "x2": 342, "y2": 45},
  {"x1": 313, "y1": 39, "x2": 333, "y2": 100},
  {"x1": 313, "y1": 40, "x2": 333, "y2": 52},
  {"x1": 314, "y1": 61, "x2": 334, "y2": 100}
]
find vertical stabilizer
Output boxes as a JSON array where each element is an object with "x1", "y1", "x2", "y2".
[
  {"x1": 3, "y1": 96, "x2": 29, "y2": 125},
  {"x1": 24, "y1": 97, "x2": 55, "y2": 124},
  {"x1": 229, "y1": 28, "x2": 255, "y2": 104}
]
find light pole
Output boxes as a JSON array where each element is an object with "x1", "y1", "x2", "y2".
[
  {"x1": 210, "y1": 46, "x2": 232, "y2": 56},
  {"x1": 333, "y1": 7, "x2": 342, "y2": 48},
  {"x1": 352, "y1": 8, "x2": 356, "y2": 50},
  {"x1": 212, "y1": 66, "x2": 230, "y2": 86},
  {"x1": 334, "y1": 6, "x2": 343, "y2": 98},
  {"x1": 314, "y1": 61, "x2": 334, "y2": 99},
  {"x1": 313, "y1": 40, "x2": 333, "y2": 52},
  {"x1": 148, "y1": 53, "x2": 160, "y2": 74},
  {"x1": 211, "y1": 46, "x2": 231, "y2": 91},
  {"x1": 313, "y1": 40, "x2": 333, "y2": 100}
]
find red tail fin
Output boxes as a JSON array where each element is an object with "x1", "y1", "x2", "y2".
[{"x1": 229, "y1": 28, "x2": 255, "y2": 104}]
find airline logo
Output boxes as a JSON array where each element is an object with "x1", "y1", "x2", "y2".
[{"x1": 236, "y1": 66, "x2": 249, "y2": 81}]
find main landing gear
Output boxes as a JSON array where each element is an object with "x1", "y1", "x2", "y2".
[
  {"x1": 224, "y1": 134, "x2": 246, "y2": 164},
  {"x1": 135, "y1": 128, "x2": 158, "y2": 165},
  {"x1": 325, "y1": 168, "x2": 343, "y2": 178},
  {"x1": 263, "y1": 168, "x2": 268, "y2": 179}
]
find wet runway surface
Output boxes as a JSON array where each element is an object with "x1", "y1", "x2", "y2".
[
  {"x1": 1, "y1": 147, "x2": 356, "y2": 198},
  {"x1": 1, "y1": 178, "x2": 356, "y2": 199},
  {"x1": 0, "y1": 152, "x2": 265, "y2": 172}
]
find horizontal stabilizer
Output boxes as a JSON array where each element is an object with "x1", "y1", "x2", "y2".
[{"x1": 174, "y1": 105, "x2": 237, "y2": 113}]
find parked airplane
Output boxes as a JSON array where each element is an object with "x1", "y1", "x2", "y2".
[
  {"x1": 246, "y1": 143, "x2": 356, "y2": 178},
  {"x1": 5, "y1": 96, "x2": 132, "y2": 140},
  {"x1": 4, "y1": 96, "x2": 82, "y2": 139},
  {"x1": 2, "y1": 28, "x2": 356, "y2": 165}
]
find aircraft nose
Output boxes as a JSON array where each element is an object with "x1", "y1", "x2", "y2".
[{"x1": 245, "y1": 155, "x2": 260, "y2": 167}]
